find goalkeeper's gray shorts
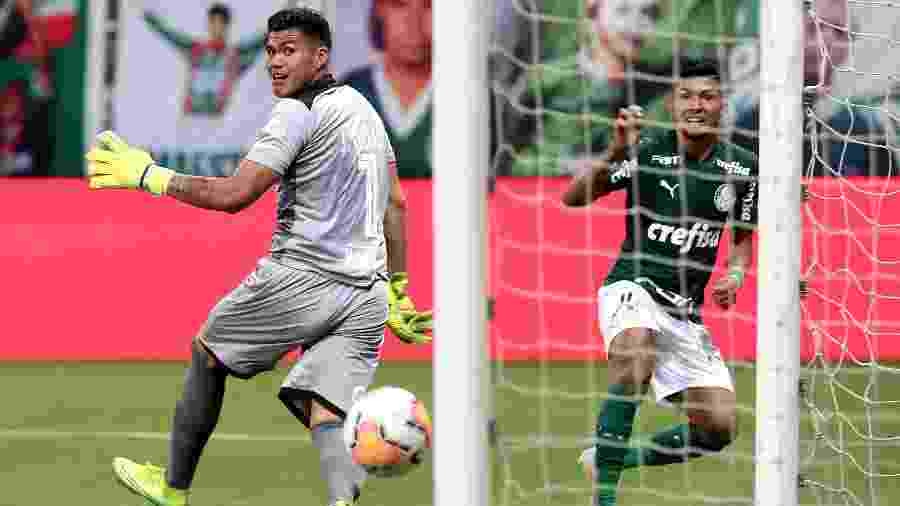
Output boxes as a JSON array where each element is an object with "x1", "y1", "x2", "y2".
[{"x1": 202, "y1": 256, "x2": 387, "y2": 421}]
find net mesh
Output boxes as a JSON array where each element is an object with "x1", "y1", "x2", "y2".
[
  {"x1": 487, "y1": 0, "x2": 900, "y2": 504},
  {"x1": 800, "y1": 2, "x2": 900, "y2": 504}
]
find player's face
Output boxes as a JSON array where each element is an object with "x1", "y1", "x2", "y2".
[
  {"x1": 591, "y1": 0, "x2": 659, "y2": 61},
  {"x1": 671, "y1": 78, "x2": 723, "y2": 140},
  {"x1": 208, "y1": 14, "x2": 229, "y2": 42},
  {"x1": 804, "y1": 0, "x2": 849, "y2": 85},
  {"x1": 265, "y1": 30, "x2": 328, "y2": 98},
  {"x1": 377, "y1": 0, "x2": 432, "y2": 66}
]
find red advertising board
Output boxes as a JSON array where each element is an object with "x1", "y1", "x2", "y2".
[{"x1": 2, "y1": 178, "x2": 898, "y2": 362}]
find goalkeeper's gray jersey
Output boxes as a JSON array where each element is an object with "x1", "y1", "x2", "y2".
[{"x1": 246, "y1": 77, "x2": 394, "y2": 287}]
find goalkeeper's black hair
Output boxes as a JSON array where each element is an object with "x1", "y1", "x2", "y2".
[
  {"x1": 679, "y1": 61, "x2": 721, "y2": 81},
  {"x1": 267, "y1": 7, "x2": 332, "y2": 49},
  {"x1": 208, "y1": 3, "x2": 231, "y2": 24}
]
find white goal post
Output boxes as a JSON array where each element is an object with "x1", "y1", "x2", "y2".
[
  {"x1": 754, "y1": 1, "x2": 805, "y2": 506},
  {"x1": 433, "y1": 2, "x2": 492, "y2": 506}
]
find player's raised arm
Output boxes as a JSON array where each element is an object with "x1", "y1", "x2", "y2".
[
  {"x1": 142, "y1": 9, "x2": 194, "y2": 54},
  {"x1": 560, "y1": 155, "x2": 619, "y2": 207},
  {"x1": 561, "y1": 105, "x2": 643, "y2": 207}
]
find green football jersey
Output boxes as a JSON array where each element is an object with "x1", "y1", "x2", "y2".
[
  {"x1": 603, "y1": 130, "x2": 758, "y2": 318},
  {"x1": 143, "y1": 11, "x2": 265, "y2": 116}
]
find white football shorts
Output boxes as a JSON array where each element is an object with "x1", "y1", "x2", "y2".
[{"x1": 598, "y1": 280, "x2": 734, "y2": 404}]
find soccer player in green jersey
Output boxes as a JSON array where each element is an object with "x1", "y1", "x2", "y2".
[
  {"x1": 143, "y1": 3, "x2": 267, "y2": 116},
  {"x1": 561, "y1": 61, "x2": 758, "y2": 506}
]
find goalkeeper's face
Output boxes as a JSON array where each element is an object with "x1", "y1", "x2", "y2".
[
  {"x1": 670, "y1": 78, "x2": 723, "y2": 140},
  {"x1": 265, "y1": 30, "x2": 329, "y2": 98}
]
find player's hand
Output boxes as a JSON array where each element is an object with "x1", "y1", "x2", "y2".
[
  {"x1": 711, "y1": 275, "x2": 739, "y2": 309},
  {"x1": 85, "y1": 131, "x2": 173, "y2": 196},
  {"x1": 609, "y1": 105, "x2": 644, "y2": 158},
  {"x1": 386, "y1": 272, "x2": 433, "y2": 345}
]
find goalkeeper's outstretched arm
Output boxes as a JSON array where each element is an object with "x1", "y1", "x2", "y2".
[
  {"x1": 84, "y1": 130, "x2": 278, "y2": 212},
  {"x1": 165, "y1": 159, "x2": 278, "y2": 214}
]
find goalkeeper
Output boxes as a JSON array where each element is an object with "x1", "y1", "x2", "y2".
[
  {"x1": 88, "y1": 8, "x2": 430, "y2": 506},
  {"x1": 561, "y1": 62, "x2": 757, "y2": 506}
]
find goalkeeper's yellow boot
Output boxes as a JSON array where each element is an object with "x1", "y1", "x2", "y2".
[{"x1": 112, "y1": 457, "x2": 188, "y2": 506}]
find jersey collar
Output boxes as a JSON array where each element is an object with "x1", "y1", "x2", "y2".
[
  {"x1": 669, "y1": 129, "x2": 724, "y2": 162},
  {"x1": 293, "y1": 74, "x2": 339, "y2": 108}
]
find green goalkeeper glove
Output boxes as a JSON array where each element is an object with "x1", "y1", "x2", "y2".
[
  {"x1": 387, "y1": 272, "x2": 433, "y2": 344},
  {"x1": 85, "y1": 131, "x2": 174, "y2": 196}
]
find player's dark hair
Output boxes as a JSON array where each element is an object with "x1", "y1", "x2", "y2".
[
  {"x1": 267, "y1": 7, "x2": 332, "y2": 49},
  {"x1": 208, "y1": 3, "x2": 231, "y2": 24},
  {"x1": 679, "y1": 61, "x2": 721, "y2": 81}
]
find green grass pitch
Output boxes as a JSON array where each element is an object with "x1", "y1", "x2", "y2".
[{"x1": 2, "y1": 362, "x2": 897, "y2": 505}]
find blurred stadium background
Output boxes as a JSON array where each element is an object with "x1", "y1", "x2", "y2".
[{"x1": 4, "y1": 0, "x2": 900, "y2": 505}]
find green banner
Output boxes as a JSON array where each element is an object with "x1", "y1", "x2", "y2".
[{"x1": 50, "y1": 0, "x2": 87, "y2": 177}]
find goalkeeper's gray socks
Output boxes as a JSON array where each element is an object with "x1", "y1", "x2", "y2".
[
  {"x1": 594, "y1": 384, "x2": 640, "y2": 506},
  {"x1": 623, "y1": 423, "x2": 733, "y2": 468},
  {"x1": 312, "y1": 421, "x2": 366, "y2": 505},
  {"x1": 166, "y1": 346, "x2": 228, "y2": 490}
]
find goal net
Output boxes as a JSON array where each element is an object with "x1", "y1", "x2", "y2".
[{"x1": 487, "y1": 0, "x2": 900, "y2": 504}]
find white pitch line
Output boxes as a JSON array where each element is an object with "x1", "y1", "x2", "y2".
[{"x1": 0, "y1": 429, "x2": 311, "y2": 443}]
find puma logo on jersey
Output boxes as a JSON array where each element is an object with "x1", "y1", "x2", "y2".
[
  {"x1": 659, "y1": 179, "x2": 679, "y2": 199},
  {"x1": 647, "y1": 222, "x2": 720, "y2": 253}
]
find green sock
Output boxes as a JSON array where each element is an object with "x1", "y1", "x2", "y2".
[
  {"x1": 623, "y1": 424, "x2": 690, "y2": 468},
  {"x1": 594, "y1": 384, "x2": 639, "y2": 506},
  {"x1": 623, "y1": 423, "x2": 731, "y2": 469}
]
